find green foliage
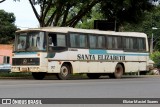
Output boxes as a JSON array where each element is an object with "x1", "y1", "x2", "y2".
[
  {"x1": 100, "y1": 0, "x2": 153, "y2": 25},
  {"x1": 76, "y1": 3, "x2": 104, "y2": 29},
  {"x1": 0, "y1": 10, "x2": 17, "y2": 44},
  {"x1": 122, "y1": 10, "x2": 152, "y2": 34},
  {"x1": 0, "y1": 72, "x2": 31, "y2": 77},
  {"x1": 150, "y1": 51, "x2": 160, "y2": 68}
]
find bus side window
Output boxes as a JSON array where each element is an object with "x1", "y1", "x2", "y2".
[
  {"x1": 107, "y1": 36, "x2": 113, "y2": 49},
  {"x1": 56, "y1": 34, "x2": 66, "y2": 47},
  {"x1": 89, "y1": 35, "x2": 97, "y2": 48},
  {"x1": 97, "y1": 36, "x2": 105, "y2": 49},
  {"x1": 138, "y1": 38, "x2": 146, "y2": 51},
  {"x1": 70, "y1": 33, "x2": 86, "y2": 48},
  {"x1": 133, "y1": 38, "x2": 137, "y2": 50},
  {"x1": 113, "y1": 37, "x2": 122, "y2": 49},
  {"x1": 123, "y1": 37, "x2": 130, "y2": 50}
]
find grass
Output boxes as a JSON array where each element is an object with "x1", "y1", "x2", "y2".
[
  {"x1": 0, "y1": 72, "x2": 32, "y2": 78},
  {"x1": 0, "y1": 72, "x2": 87, "y2": 79}
]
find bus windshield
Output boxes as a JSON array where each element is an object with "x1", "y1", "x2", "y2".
[{"x1": 15, "y1": 32, "x2": 46, "y2": 51}]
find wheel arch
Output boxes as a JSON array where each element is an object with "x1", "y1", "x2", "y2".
[{"x1": 62, "y1": 62, "x2": 73, "y2": 74}]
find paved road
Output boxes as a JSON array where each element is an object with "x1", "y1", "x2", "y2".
[{"x1": 0, "y1": 76, "x2": 160, "y2": 107}]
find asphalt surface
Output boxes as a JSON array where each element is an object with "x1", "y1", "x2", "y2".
[{"x1": 0, "y1": 75, "x2": 160, "y2": 107}]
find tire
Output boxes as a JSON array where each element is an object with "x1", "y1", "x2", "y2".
[
  {"x1": 56, "y1": 64, "x2": 71, "y2": 80},
  {"x1": 87, "y1": 73, "x2": 101, "y2": 79},
  {"x1": 109, "y1": 64, "x2": 124, "y2": 79},
  {"x1": 32, "y1": 72, "x2": 46, "y2": 80}
]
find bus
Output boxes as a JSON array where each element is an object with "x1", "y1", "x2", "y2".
[{"x1": 11, "y1": 27, "x2": 154, "y2": 80}]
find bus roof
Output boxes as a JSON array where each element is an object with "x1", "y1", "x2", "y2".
[{"x1": 16, "y1": 27, "x2": 147, "y2": 38}]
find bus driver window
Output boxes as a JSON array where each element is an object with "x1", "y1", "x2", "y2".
[
  {"x1": 49, "y1": 37, "x2": 54, "y2": 46},
  {"x1": 49, "y1": 33, "x2": 57, "y2": 46}
]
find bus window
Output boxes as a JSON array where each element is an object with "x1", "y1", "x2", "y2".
[
  {"x1": 79, "y1": 34, "x2": 87, "y2": 48},
  {"x1": 17, "y1": 33, "x2": 27, "y2": 50},
  {"x1": 123, "y1": 37, "x2": 141, "y2": 51},
  {"x1": 70, "y1": 33, "x2": 87, "y2": 48},
  {"x1": 107, "y1": 36, "x2": 113, "y2": 49},
  {"x1": 123, "y1": 37, "x2": 134, "y2": 50},
  {"x1": 138, "y1": 38, "x2": 146, "y2": 51},
  {"x1": 113, "y1": 36, "x2": 122, "y2": 49},
  {"x1": 123, "y1": 37, "x2": 130, "y2": 50},
  {"x1": 48, "y1": 33, "x2": 66, "y2": 47},
  {"x1": 70, "y1": 33, "x2": 79, "y2": 47},
  {"x1": 16, "y1": 32, "x2": 46, "y2": 51},
  {"x1": 48, "y1": 33, "x2": 66, "y2": 52},
  {"x1": 27, "y1": 32, "x2": 46, "y2": 51},
  {"x1": 117, "y1": 37, "x2": 122, "y2": 49},
  {"x1": 57, "y1": 34, "x2": 66, "y2": 47},
  {"x1": 129, "y1": 38, "x2": 134, "y2": 49},
  {"x1": 97, "y1": 36, "x2": 105, "y2": 49},
  {"x1": 89, "y1": 35, "x2": 97, "y2": 48},
  {"x1": 133, "y1": 38, "x2": 137, "y2": 50},
  {"x1": 48, "y1": 33, "x2": 56, "y2": 46}
]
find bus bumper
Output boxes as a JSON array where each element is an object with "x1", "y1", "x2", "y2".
[
  {"x1": 146, "y1": 59, "x2": 154, "y2": 71},
  {"x1": 11, "y1": 66, "x2": 47, "y2": 72}
]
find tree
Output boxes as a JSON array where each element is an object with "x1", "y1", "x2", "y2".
[
  {"x1": 14, "y1": 0, "x2": 153, "y2": 28},
  {"x1": 100, "y1": 0, "x2": 153, "y2": 26},
  {"x1": 28, "y1": 0, "x2": 99, "y2": 27},
  {"x1": 0, "y1": 0, "x2": 5, "y2": 3},
  {"x1": 76, "y1": 0, "x2": 153, "y2": 30},
  {"x1": 0, "y1": 10, "x2": 17, "y2": 44},
  {"x1": 0, "y1": 0, "x2": 19, "y2": 3}
]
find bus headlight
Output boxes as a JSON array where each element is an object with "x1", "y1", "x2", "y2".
[{"x1": 12, "y1": 67, "x2": 20, "y2": 71}]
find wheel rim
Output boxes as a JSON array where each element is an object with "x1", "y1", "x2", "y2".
[
  {"x1": 116, "y1": 67, "x2": 122, "y2": 74},
  {"x1": 60, "y1": 66, "x2": 68, "y2": 77}
]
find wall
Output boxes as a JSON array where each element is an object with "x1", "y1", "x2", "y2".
[{"x1": 0, "y1": 44, "x2": 13, "y2": 64}]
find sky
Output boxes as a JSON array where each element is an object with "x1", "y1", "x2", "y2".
[{"x1": 0, "y1": 0, "x2": 40, "y2": 29}]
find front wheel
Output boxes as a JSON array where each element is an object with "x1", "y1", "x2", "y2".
[
  {"x1": 32, "y1": 72, "x2": 46, "y2": 80},
  {"x1": 56, "y1": 64, "x2": 71, "y2": 80}
]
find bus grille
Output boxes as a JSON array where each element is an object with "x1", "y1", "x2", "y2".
[{"x1": 12, "y1": 58, "x2": 40, "y2": 66}]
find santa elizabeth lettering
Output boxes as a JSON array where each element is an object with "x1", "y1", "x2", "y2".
[{"x1": 77, "y1": 54, "x2": 125, "y2": 61}]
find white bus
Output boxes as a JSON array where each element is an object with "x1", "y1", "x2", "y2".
[{"x1": 11, "y1": 27, "x2": 154, "y2": 80}]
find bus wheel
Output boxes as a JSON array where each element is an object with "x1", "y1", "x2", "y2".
[
  {"x1": 109, "y1": 64, "x2": 124, "y2": 79},
  {"x1": 56, "y1": 64, "x2": 71, "y2": 80},
  {"x1": 32, "y1": 72, "x2": 46, "y2": 80},
  {"x1": 87, "y1": 73, "x2": 101, "y2": 79}
]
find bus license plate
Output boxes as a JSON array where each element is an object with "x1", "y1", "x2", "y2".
[{"x1": 21, "y1": 67, "x2": 28, "y2": 72}]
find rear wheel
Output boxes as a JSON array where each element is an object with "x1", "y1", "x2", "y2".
[
  {"x1": 56, "y1": 64, "x2": 71, "y2": 80},
  {"x1": 87, "y1": 73, "x2": 101, "y2": 79},
  {"x1": 109, "y1": 64, "x2": 124, "y2": 79},
  {"x1": 32, "y1": 72, "x2": 46, "y2": 80}
]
